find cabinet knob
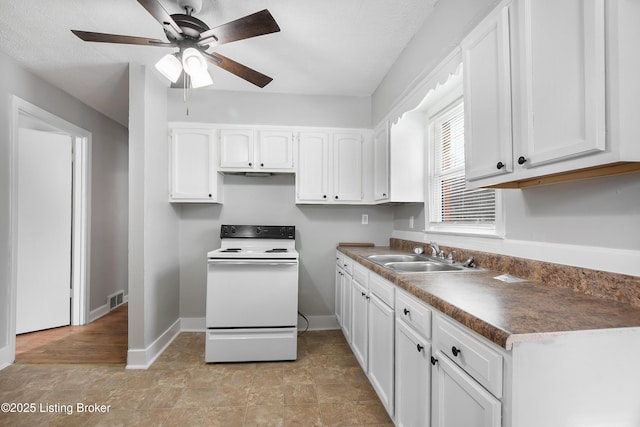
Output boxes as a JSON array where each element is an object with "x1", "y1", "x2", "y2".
[
  {"x1": 260, "y1": 163, "x2": 264, "y2": 167},
  {"x1": 517, "y1": 156, "x2": 527, "y2": 165},
  {"x1": 334, "y1": 195, "x2": 339, "y2": 200},
  {"x1": 416, "y1": 344, "x2": 424, "y2": 353},
  {"x1": 451, "y1": 346, "x2": 462, "y2": 357},
  {"x1": 431, "y1": 356, "x2": 438, "y2": 366},
  {"x1": 366, "y1": 295, "x2": 370, "y2": 300},
  {"x1": 208, "y1": 194, "x2": 212, "y2": 198},
  {"x1": 361, "y1": 292, "x2": 366, "y2": 297},
  {"x1": 403, "y1": 308, "x2": 410, "y2": 316},
  {"x1": 323, "y1": 195, "x2": 327, "y2": 199},
  {"x1": 248, "y1": 162, "x2": 253, "y2": 167},
  {"x1": 383, "y1": 193, "x2": 387, "y2": 197},
  {"x1": 496, "y1": 161, "x2": 505, "y2": 170}
]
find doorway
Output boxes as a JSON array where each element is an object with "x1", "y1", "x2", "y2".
[{"x1": 8, "y1": 96, "x2": 92, "y2": 360}]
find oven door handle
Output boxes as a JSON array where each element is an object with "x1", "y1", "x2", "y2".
[{"x1": 208, "y1": 259, "x2": 298, "y2": 266}]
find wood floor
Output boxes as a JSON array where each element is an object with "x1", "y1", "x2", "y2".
[{"x1": 15, "y1": 303, "x2": 128, "y2": 365}]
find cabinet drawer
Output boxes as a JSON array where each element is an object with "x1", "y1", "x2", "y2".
[
  {"x1": 433, "y1": 314, "x2": 503, "y2": 398},
  {"x1": 395, "y1": 289, "x2": 431, "y2": 339},
  {"x1": 341, "y1": 256, "x2": 354, "y2": 275},
  {"x1": 369, "y1": 273, "x2": 394, "y2": 308},
  {"x1": 353, "y1": 262, "x2": 369, "y2": 287}
]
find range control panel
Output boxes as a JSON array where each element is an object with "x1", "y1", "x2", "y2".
[{"x1": 220, "y1": 225, "x2": 295, "y2": 239}]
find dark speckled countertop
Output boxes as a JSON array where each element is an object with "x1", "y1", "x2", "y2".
[{"x1": 338, "y1": 246, "x2": 640, "y2": 350}]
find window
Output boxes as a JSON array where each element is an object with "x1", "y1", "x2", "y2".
[{"x1": 427, "y1": 95, "x2": 498, "y2": 235}]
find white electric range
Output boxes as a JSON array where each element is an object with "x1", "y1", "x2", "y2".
[{"x1": 205, "y1": 225, "x2": 299, "y2": 363}]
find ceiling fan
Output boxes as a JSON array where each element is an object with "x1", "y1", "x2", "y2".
[{"x1": 71, "y1": 0, "x2": 280, "y2": 88}]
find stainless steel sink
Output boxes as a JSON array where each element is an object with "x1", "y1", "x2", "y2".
[
  {"x1": 384, "y1": 261, "x2": 463, "y2": 273},
  {"x1": 366, "y1": 254, "x2": 431, "y2": 264}
]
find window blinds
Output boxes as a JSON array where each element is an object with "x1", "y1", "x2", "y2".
[{"x1": 432, "y1": 101, "x2": 495, "y2": 224}]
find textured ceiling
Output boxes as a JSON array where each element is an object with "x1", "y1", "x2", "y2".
[{"x1": 0, "y1": 0, "x2": 435, "y2": 126}]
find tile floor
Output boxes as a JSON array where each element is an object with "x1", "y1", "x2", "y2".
[{"x1": 0, "y1": 330, "x2": 393, "y2": 426}]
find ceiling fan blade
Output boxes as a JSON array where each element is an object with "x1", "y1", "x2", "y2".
[
  {"x1": 71, "y1": 30, "x2": 175, "y2": 46},
  {"x1": 204, "y1": 52, "x2": 273, "y2": 88},
  {"x1": 199, "y1": 9, "x2": 280, "y2": 46},
  {"x1": 136, "y1": 0, "x2": 183, "y2": 37}
]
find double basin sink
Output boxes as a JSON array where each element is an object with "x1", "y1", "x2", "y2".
[{"x1": 366, "y1": 253, "x2": 481, "y2": 274}]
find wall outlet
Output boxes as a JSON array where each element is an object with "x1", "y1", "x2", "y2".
[{"x1": 361, "y1": 214, "x2": 369, "y2": 225}]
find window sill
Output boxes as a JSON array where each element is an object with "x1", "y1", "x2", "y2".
[{"x1": 423, "y1": 227, "x2": 504, "y2": 239}]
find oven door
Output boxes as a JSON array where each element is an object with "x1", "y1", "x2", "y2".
[{"x1": 206, "y1": 258, "x2": 299, "y2": 328}]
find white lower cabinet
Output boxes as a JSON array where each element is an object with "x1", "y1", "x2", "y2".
[
  {"x1": 395, "y1": 316, "x2": 431, "y2": 427},
  {"x1": 431, "y1": 352, "x2": 501, "y2": 427},
  {"x1": 368, "y1": 292, "x2": 394, "y2": 418},
  {"x1": 351, "y1": 276, "x2": 369, "y2": 369}
]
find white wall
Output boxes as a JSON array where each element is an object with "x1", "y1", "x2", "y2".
[
  {"x1": 128, "y1": 64, "x2": 181, "y2": 358},
  {"x1": 168, "y1": 89, "x2": 392, "y2": 324},
  {"x1": 0, "y1": 50, "x2": 128, "y2": 367}
]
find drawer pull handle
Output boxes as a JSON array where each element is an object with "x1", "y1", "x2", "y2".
[
  {"x1": 431, "y1": 356, "x2": 438, "y2": 366},
  {"x1": 496, "y1": 161, "x2": 505, "y2": 170},
  {"x1": 361, "y1": 292, "x2": 366, "y2": 297},
  {"x1": 451, "y1": 346, "x2": 462, "y2": 357},
  {"x1": 417, "y1": 344, "x2": 424, "y2": 352},
  {"x1": 403, "y1": 308, "x2": 410, "y2": 316},
  {"x1": 517, "y1": 156, "x2": 527, "y2": 165}
]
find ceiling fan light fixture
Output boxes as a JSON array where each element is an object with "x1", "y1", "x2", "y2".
[
  {"x1": 189, "y1": 69, "x2": 213, "y2": 88},
  {"x1": 155, "y1": 53, "x2": 182, "y2": 83},
  {"x1": 182, "y1": 47, "x2": 207, "y2": 76}
]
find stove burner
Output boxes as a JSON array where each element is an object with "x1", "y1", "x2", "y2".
[
  {"x1": 220, "y1": 248, "x2": 242, "y2": 253},
  {"x1": 266, "y1": 248, "x2": 288, "y2": 253}
]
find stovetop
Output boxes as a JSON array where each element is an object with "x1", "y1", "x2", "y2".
[{"x1": 209, "y1": 225, "x2": 298, "y2": 259}]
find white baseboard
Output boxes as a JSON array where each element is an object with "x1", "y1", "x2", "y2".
[
  {"x1": 126, "y1": 318, "x2": 181, "y2": 370},
  {"x1": 89, "y1": 294, "x2": 129, "y2": 323},
  {"x1": 0, "y1": 345, "x2": 12, "y2": 371},
  {"x1": 392, "y1": 230, "x2": 640, "y2": 277},
  {"x1": 299, "y1": 315, "x2": 339, "y2": 331}
]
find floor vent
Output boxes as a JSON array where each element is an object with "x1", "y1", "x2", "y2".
[{"x1": 108, "y1": 290, "x2": 125, "y2": 311}]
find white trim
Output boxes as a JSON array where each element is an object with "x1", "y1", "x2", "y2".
[
  {"x1": 126, "y1": 318, "x2": 181, "y2": 370},
  {"x1": 0, "y1": 345, "x2": 12, "y2": 371},
  {"x1": 299, "y1": 315, "x2": 340, "y2": 331},
  {"x1": 392, "y1": 230, "x2": 640, "y2": 277},
  {"x1": 8, "y1": 96, "x2": 92, "y2": 365},
  {"x1": 89, "y1": 304, "x2": 110, "y2": 323}
]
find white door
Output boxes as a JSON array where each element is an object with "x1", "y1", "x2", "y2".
[
  {"x1": 368, "y1": 293, "x2": 395, "y2": 418},
  {"x1": 350, "y1": 278, "x2": 368, "y2": 370},
  {"x1": 333, "y1": 133, "x2": 363, "y2": 202},
  {"x1": 297, "y1": 132, "x2": 330, "y2": 202},
  {"x1": 16, "y1": 128, "x2": 72, "y2": 334},
  {"x1": 170, "y1": 127, "x2": 218, "y2": 201},
  {"x1": 219, "y1": 129, "x2": 255, "y2": 169},
  {"x1": 258, "y1": 131, "x2": 294, "y2": 170}
]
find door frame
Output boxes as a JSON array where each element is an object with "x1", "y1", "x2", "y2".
[{"x1": 8, "y1": 96, "x2": 92, "y2": 358}]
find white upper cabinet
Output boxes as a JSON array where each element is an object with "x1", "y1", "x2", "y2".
[
  {"x1": 388, "y1": 113, "x2": 425, "y2": 203},
  {"x1": 257, "y1": 131, "x2": 294, "y2": 170},
  {"x1": 373, "y1": 122, "x2": 390, "y2": 202},
  {"x1": 296, "y1": 130, "x2": 372, "y2": 204},
  {"x1": 333, "y1": 132, "x2": 364, "y2": 202},
  {"x1": 169, "y1": 125, "x2": 222, "y2": 203},
  {"x1": 465, "y1": 0, "x2": 640, "y2": 189},
  {"x1": 219, "y1": 128, "x2": 294, "y2": 172},
  {"x1": 462, "y1": 1, "x2": 514, "y2": 182},
  {"x1": 512, "y1": 0, "x2": 605, "y2": 168},
  {"x1": 219, "y1": 129, "x2": 255, "y2": 170},
  {"x1": 296, "y1": 132, "x2": 331, "y2": 202}
]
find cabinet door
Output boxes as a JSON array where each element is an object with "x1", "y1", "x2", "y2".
[
  {"x1": 463, "y1": 2, "x2": 514, "y2": 182},
  {"x1": 368, "y1": 293, "x2": 395, "y2": 418},
  {"x1": 335, "y1": 267, "x2": 344, "y2": 327},
  {"x1": 219, "y1": 129, "x2": 255, "y2": 169},
  {"x1": 258, "y1": 131, "x2": 294, "y2": 170},
  {"x1": 432, "y1": 352, "x2": 501, "y2": 427},
  {"x1": 341, "y1": 272, "x2": 353, "y2": 344},
  {"x1": 513, "y1": 0, "x2": 605, "y2": 168},
  {"x1": 297, "y1": 132, "x2": 330, "y2": 202},
  {"x1": 395, "y1": 319, "x2": 431, "y2": 427},
  {"x1": 373, "y1": 122, "x2": 390, "y2": 201},
  {"x1": 170, "y1": 127, "x2": 220, "y2": 202},
  {"x1": 351, "y1": 278, "x2": 369, "y2": 370},
  {"x1": 333, "y1": 132, "x2": 363, "y2": 202}
]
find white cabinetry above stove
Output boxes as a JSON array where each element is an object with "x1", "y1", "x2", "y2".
[{"x1": 218, "y1": 128, "x2": 295, "y2": 172}]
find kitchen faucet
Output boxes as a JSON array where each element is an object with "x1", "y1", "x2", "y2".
[{"x1": 429, "y1": 241, "x2": 444, "y2": 259}]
